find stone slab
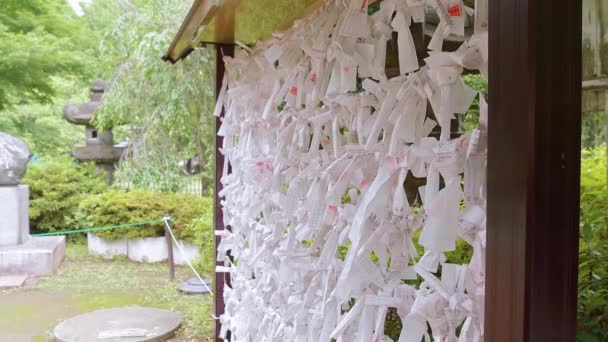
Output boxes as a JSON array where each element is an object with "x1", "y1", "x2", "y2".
[
  {"x1": 178, "y1": 282, "x2": 212, "y2": 295},
  {"x1": 53, "y1": 306, "x2": 181, "y2": 342},
  {"x1": 187, "y1": 277, "x2": 211, "y2": 286},
  {"x1": 172, "y1": 242, "x2": 200, "y2": 266},
  {"x1": 64, "y1": 102, "x2": 98, "y2": 125},
  {"x1": 0, "y1": 185, "x2": 29, "y2": 246},
  {"x1": 0, "y1": 274, "x2": 28, "y2": 288},
  {"x1": 73, "y1": 145, "x2": 124, "y2": 163},
  {"x1": 88, "y1": 233, "x2": 200, "y2": 265},
  {"x1": 88, "y1": 233, "x2": 127, "y2": 259},
  {"x1": 0, "y1": 236, "x2": 65, "y2": 276},
  {"x1": 127, "y1": 237, "x2": 167, "y2": 263},
  {"x1": 178, "y1": 277, "x2": 212, "y2": 295}
]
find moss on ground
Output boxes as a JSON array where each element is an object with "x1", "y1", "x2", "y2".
[{"x1": 0, "y1": 243, "x2": 213, "y2": 341}]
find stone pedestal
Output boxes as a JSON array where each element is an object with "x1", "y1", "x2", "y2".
[
  {"x1": 0, "y1": 185, "x2": 30, "y2": 246},
  {"x1": 0, "y1": 185, "x2": 65, "y2": 276},
  {"x1": 0, "y1": 236, "x2": 65, "y2": 275}
]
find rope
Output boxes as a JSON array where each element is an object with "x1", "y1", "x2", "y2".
[
  {"x1": 32, "y1": 217, "x2": 215, "y2": 296},
  {"x1": 31, "y1": 219, "x2": 166, "y2": 237},
  {"x1": 163, "y1": 216, "x2": 214, "y2": 296}
]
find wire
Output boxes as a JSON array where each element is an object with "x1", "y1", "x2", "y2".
[
  {"x1": 31, "y1": 219, "x2": 166, "y2": 237},
  {"x1": 162, "y1": 216, "x2": 214, "y2": 296}
]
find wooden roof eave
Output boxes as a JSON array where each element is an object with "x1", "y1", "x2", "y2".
[
  {"x1": 165, "y1": 0, "x2": 448, "y2": 64},
  {"x1": 162, "y1": 0, "x2": 220, "y2": 64},
  {"x1": 163, "y1": 0, "x2": 376, "y2": 64}
]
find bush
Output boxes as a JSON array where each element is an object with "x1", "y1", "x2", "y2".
[
  {"x1": 577, "y1": 146, "x2": 608, "y2": 341},
  {"x1": 75, "y1": 189, "x2": 213, "y2": 243},
  {"x1": 189, "y1": 214, "x2": 215, "y2": 277},
  {"x1": 23, "y1": 156, "x2": 108, "y2": 234}
]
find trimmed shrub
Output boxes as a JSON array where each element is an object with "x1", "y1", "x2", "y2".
[
  {"x1": 189, "y1": 214, "x2": 215, "y2": 277},
  {"x1": 23, "y1": 156, "x2": 108, "y2": 234},
  {"x1": 75, "y1": 189, "x2": 213, "y2": 243}
]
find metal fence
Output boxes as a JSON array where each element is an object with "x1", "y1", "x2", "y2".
[{"x1": 114, "y1": 176, "x2": 207, "y2": 196}]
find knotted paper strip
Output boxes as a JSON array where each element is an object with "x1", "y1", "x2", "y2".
[{"x1": 216, "y1": 0, "x2": 488, "y2": 340}]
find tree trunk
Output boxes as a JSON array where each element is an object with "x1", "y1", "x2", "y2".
[{"x1": 605, "y1": 91, "x2": 608, "y2": 195}]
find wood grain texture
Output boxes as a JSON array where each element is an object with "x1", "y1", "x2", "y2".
[
  {"x1": 214, "y1": 0, "x2": 238, "y2": 44},
  {"x1": 163, "y1": 0, "x2": 218, "y2": 63},
  {"x1": 486, "y1": 0, "x2": 582, "y2": 340}
]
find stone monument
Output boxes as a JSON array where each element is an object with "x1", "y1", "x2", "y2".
[
  {"x1": 0, "y1": 133, "x2": 65, "y2": 285},
  {"x1": 64, "y1": 80, "x2": 124, "y2": 184}
]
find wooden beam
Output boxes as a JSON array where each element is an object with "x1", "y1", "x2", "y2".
[
  {"x1": 163, "y1": 0, "x2": 219, "y2": 63},
  {"x1": 214, "y1": 0, "x2": 238, "y2": 44},
  {"x1": 277, "y1": 0, "x2": 381, "y2": 31},
  {"x1": 486, "y1": 0, "x2": 582, "y2": 340},
  {"x1": 583, "y1": 88, "x2": 608, "y2": 113},
  {"x1": 166, "y1": 0, "x2": 388, "y2": 63},
  {"x1": 583, "y1": 77, "x2": 608, "y2": 89}
]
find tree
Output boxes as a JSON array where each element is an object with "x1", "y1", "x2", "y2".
[
  {"x1": 84, "y1": 0, "x2": 216, "y2": 192},
  {"x1": 0, "y1": 0, "x2": 94, "y2": 110}
]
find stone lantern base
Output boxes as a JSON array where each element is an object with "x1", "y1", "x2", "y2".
[{"x1": 0, "y1": 185, "x2": 65, "y2": 278}]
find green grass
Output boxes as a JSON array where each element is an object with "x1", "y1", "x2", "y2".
[{"x1": 0, "y1": 243, "x2": 214, "y2": 341}]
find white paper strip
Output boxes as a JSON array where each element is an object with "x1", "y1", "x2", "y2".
[{"x1": 215, "y1": 0, "x2": 488, "y2": 340}]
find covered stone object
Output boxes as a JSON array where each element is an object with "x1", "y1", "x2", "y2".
[{"x1": 0, "y1": 132, "x2": 31, "y2": 185}]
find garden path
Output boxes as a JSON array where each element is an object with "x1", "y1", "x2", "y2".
[{"x1": 0, "y1": 243, "x2": 213, "y2": 342}]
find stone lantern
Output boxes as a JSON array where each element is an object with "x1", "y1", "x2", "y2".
[{"x1": 63, "y1": 80, "x2": 124, "y2": 184}]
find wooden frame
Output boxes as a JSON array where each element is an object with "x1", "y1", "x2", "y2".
[
  {"x1": 214, "y1": 43, "x2": 234, "y2": 342},
  {"x1": 485, "y1": 0, "x2": 582, "y2": 340},
  {"x1": 166, "y1": 0, "x2": 584, "y2": 341},
  {"x1": 212, "y1": 3, "x2": 237, "y2": 340},
  {"x1": 163, "y1": 0, "x2": 219, "y2": 63}
]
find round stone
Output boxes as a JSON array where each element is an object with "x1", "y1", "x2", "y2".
[
  {"x1": 53, "y1": 306, "x2": 181, "y2": 342},
  {"x1": 0, "y1": 132, "x2": 30, "y2": 185},
  {"x1": 91, "y1": 79, "x2": 107, "y2": 92},
  {"x1": 187, "y1": 277, "x2": 211, "y2": 286},
  {"x1": 178, "y1": 277, "x2": 213, "y2": 295}
]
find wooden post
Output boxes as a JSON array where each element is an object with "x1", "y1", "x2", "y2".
[
  {"x1": 486, "y1": 0, "x2": 582, "y2": 340},
  {"x1": 213, "y1": 1, "x2": 237, "y2": 341},
  {"x1": 214, "y1": 43, "x2": 235, "y2": 342},
  {"x1": 165, "y1": 216, "x2": 175, "y2": 282}
]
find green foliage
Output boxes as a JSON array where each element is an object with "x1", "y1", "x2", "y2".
[
  {"x1": 76, "y1": 189, "x2": 213, "y2": 243},
  {"x1": 460, "y1": 74, "x2": 488, "y2": 132},
  {"x1": 7, "y1": 243, "x2": 214, "y2": 340},
  {"x1": 23, "y1": 156, "x2": 108, "y2": 234},
  {"x1": 189, "y1": 212, "x2": 216, "y2": 277},
  {"x1": 85, "y1": 0, "x2": 216, "y2": 193},
  {"x1": 444, "y1": 239, "x2": 474, "y2": 265},
  {"x1": 577, "y1": 146, "x2": 608, "y2": 341},
  {"x1": 0, "y1": 78, "x2": 88, "y2": 157},
  {"x1": 581, "y1": 112, "x2": 607, "y2": 149},
  {"x1": 0, "y1": 1, "x2": 95, "y2": 158},
  {"x1": 368, "y1": 2, "x2": 382, "y2": 16},
  {"x1": 0, "y1": 0, "x2": 94, "y2": 110},
  {"x1": 384, "y1": 308, "x2": 403, "y2": 341},
  {"x1": 113, "y1": 156, "x2": 203, "y2": 194}
]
